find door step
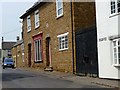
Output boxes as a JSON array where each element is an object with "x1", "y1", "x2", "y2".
[{"x1": 44, "y1": 67, "x2": 53, "y2": 71}]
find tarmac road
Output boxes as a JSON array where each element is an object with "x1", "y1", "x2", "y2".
[{"x1": 2, "y1": 68, "x2": 116, "y2": 89}]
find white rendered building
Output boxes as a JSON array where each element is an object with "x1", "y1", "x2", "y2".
[{"x1": 96, "y1": 0, "x2": 120, "y2": 79}]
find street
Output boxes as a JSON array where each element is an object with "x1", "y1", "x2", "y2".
[{"x1": 2, "y1": 68, "x2": 108, "y2": 89}]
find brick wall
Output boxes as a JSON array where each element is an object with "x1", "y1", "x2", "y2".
[
  {"x1": 23, "y1": 2, "x2": 73, "y2": 72},
  {"x1": 22, "y1": 2, "x2": 96, "y2": 73}
]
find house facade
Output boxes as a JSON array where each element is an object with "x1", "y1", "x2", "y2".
[
  {"x1": 96, "y1": 0, "x2": 120, "y2": 79},
  {"x1": 20, "y1": 1, "x2": 97, "y2": 75},
  {"x1": 12, "y1": 40, "x2": 24, "y2": 68},
  {"x1": 1, "y1": 37, "x2": 16, "y2": 61}
]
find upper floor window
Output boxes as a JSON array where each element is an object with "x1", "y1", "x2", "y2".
[
  {"x1": 57, "y1": 32, "x2": 69, "y2": 51},
  {"x1": 110, "y1": 0, "x2": 120, "y2": 15},
  {"x1": 35, "y1": 10, "x2": 40, "y2": 29},
  {"x1": 112, "y1": 38, "x2": 120, "y2": 66},
  {"x1": 27, "y1": 15, "x2": 31, "y2": 32},
  {"x1": 117, "y1": 0, "x2": 120, "y2": 12},
  {"x1": 111, "y1": 1, "x2": 116, "y2": 14},
  {"x1": 56, "y1": 0, "x2": 63, "y2": 18}
]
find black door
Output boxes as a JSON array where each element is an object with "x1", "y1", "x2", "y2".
[
  {"x1": 46, "y1": 37, "x2": 50, "y2": 67},
  {"x1": 28, "y1": 44, "x2": 31, "y2": 67},
  {"x1": 75, "y1": 28, "x2": 98, "y2": 76}
]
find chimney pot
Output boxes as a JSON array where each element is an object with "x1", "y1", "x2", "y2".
[{"x1": 17, "y1": 36, "x2": 19, "y2": 41}]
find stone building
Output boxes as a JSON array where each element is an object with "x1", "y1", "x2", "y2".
[
  {"x1": 1, "y1": 37, "x2": 16, "y2": 61},
  {"x1": 20, "y1": 0, "x2": 97, "y2": 75},
  {"x1": 12, "y1": 39, "x2": 24, "y2": 68}
]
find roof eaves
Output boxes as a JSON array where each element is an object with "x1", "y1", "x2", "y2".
[{"x1": 20, "y1": 0, "x2": 46, "y2": 19}]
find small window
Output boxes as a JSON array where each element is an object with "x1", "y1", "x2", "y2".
[
  {"x1": 111, "y1": 0, "x2": 116, "y2": 14},
  {"x1": 117, "y1": 0, "x2": 120, "y2": 13},
  {"x1": 35, "y1": 10, "x2": 40, "y2": 29},
  {"x1": 110, "y1": 0, "x2": 120, "y2": 15},
  {"x1": 112, "y1": 38, "x2": 120, "y2": 66},
  {"x1": 56, "y1": 0, "x2": 63, "y2": 18},
  {"x1": 34, "y1": 39, "x2": 42, "y2": 61},
  {"x1": 27, "y1": 15, "x2": 31, "y2": 32},
  {"x1": 57, "y1": 32, "x2": 69, "y2": 51}
]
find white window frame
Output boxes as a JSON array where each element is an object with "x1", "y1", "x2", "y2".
[
  {"x1": 112, "y1": 38, "x2": 120, "y2": 66},
  {"x1": 34, "y1": 10, "x2": 40, "y2": 29},
  {"x1": 34, "y1": 39, "x2": 42, "y2": 62},
  {"x1": 27, "y1": 15, "x2": 31, "y2": 32},
  {"x1": 57, "y1": 32, "x2": 69, "y2": 51},
  {"x1": 110, "y1": 0, "x2": 120, "y2": 15},
  {"x1": 56, "y1": 0, "x2": 63, "y2": 18}
]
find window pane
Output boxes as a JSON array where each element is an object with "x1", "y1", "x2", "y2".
[
  {"x1": 114, "y1": 59, "x2": 117, "y2": 64},
  {"x1": 35, "y1": 12, "x2": 39, "y2": 28},
  {"x1": 38, "y1": 40, "x2": 40, "y2": 60},
  {"x1": 118, "y1": 0, "x2": 120, "y2": 12},
  {"x1": 114, "y1": 48, "x2": 117, "y2": 52},
  {"x1": 35, "y1": 41, "x2": 38, "y2": 60},
  {"x1": 58, "y1": 9, "x2": 62, "y2": 15},
  {"x1": 39, "y1": 40, "x2": 42, "y2": 60},
  {"x1": 65, "y1": 42, "x2": 68, "y2": 48},
  {"x1": 58, "y1": 1, "x2": 62, "y2": 9},
  {"x1": 119, "y1": 59, "x2": 120, "y2": 64},
  {"x1": 62, "y1": 42, "x2": 64, "y2": 49},
  {"x1": 56, "y1": 0, "x2": 63, "y2": 16},
  {"x1": 118, "y1": 47, "x2": 120, "y2": 52},
  {"x1": 113, "y1": 41, "x2": 116, "y2": 46},
  {"x1": 114, "y1": 53, "x2": 117, "y2": 59},
  {"x1": 118, "y1": 40, "x2": 120, "y2": 45}
]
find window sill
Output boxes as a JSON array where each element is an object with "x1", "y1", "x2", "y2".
[
  {"x1": 109, "y1": 12, "x2": 120, "y2": 18},
  {"x1": 35, "y1": 25, "x2": 40, "y2": 30},
  {"x1": 113, "y1": 64, "x2": 120, "y2": 67},
  {"x1": 27, "y1": 30, "x2": 31, "y2": 33},
  {"x1": 59, "y1": 48, "x2": 68, "y2": 51},
  {"x1": 56, "y1": 14, "x2": 63, "y2": 19},
  {"x1": 34, "y1": 60, "x2": 43, "y2": 63}
]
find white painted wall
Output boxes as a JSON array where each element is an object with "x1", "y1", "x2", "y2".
[{"x1": 96, "y1": 0, "x2": 120, "y2": 79}]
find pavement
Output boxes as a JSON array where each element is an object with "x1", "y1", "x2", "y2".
[{"x1": 19, "y1": 67, "x2": 120, "y2": 89}]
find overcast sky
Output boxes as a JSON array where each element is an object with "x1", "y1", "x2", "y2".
[{"x1": 0, "y1": 1, "x2": 38, "y2": 49}]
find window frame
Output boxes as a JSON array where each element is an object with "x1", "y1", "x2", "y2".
[
  {"x1": 57, "y1": 32, "x2": 69, "y2": 51},
  {"x1": 34, "y1": 39, "x2": 42, "y2": 62},
  {"x1": 56, "y1": 0, "x2": 63, "y2": 18},
  {"x1": 112, "y1": 38, "x2": 120, "y2": 66},
  {"x1": 27, "y1": 15, "x2": 31, "y2": 32},
  {"x1": 34, "y1": 10, "x2": 40, "y2": 29},
  {"x1": 110, "y1": 0, "x2": 120, "y2": 15}
]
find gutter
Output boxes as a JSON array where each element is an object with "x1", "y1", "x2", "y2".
[{"x1": 70, "y1": 1, "x2": 75, "y2": 74}]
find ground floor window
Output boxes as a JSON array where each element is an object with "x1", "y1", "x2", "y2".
[
  {"x1": 57, "y1": 32, "x2": 69, "y2": 51},
  {"x1": 113, "y1": 38, "x2": 120, "y2": 66},
  {"x1": 34, "y1": 39, "x2": 42, "y2": 61}
]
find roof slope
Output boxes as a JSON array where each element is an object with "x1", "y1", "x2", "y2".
[
  {"x1": 2, "y1": 42, "x2": 16, "y2": 50},
  {"x1": 20, "y1": 0, "x2": 46, "y2": 19}
]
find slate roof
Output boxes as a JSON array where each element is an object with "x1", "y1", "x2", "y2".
[
  {"x1": 20, "y1": 0, "x2": 46, "y2": 19},
  {"x1": 2, "y1": 42, "x2": 16, "y2": 50},
  {"x1": 13, "y1": 39, "x2": 23, "y2": 47}
]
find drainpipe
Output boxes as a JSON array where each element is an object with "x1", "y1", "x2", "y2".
[{"x1": 70, "y1": 1, "x2": 75, "y2": 74}]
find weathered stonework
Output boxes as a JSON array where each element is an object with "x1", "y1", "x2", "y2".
[{"x1": 19, "y1": 2, "x2": 96, "y2": 73}]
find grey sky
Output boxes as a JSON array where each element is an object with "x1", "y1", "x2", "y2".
[{"x1": 0, "y1": 1, "x2": 38, "y2": 48}]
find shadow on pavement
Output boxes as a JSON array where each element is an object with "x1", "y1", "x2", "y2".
[{"x1": 2, "y1": 72, "x2": 34, "y2": 81}]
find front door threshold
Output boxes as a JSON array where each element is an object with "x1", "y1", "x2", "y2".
[{"x1": 44, "y1": 66, "x2": 53, "y2": 71}]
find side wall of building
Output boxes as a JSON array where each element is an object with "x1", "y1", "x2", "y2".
[
  {"x1": 96, "y1": 1, "x2": 120, "y2": 79},
  {"x1": 23, "y1": 2, "x2": 73, "y2": 72}
]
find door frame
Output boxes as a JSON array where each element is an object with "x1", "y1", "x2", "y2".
[{"x1": 46, "y1": 37, "x2": 52, "y2": 67}]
